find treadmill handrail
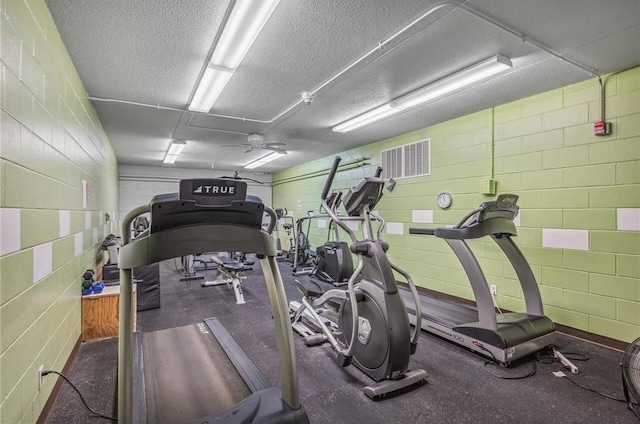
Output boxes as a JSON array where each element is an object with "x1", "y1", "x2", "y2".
[
  {"x1": 118, "y1": 200, "x2": 303, "y2": 423},
  {"x1": 119, "y1": 224, "x2": 277, "y2": 269},
  {"x1": 408, "y1": 228, "x2": 435, "y2": 235},
  {"x1": 434, "y1": 218, "x2": 517, "y2": 240},
  {"x1": 408, "y1": 215, "x2": 517, "y2": 240}
]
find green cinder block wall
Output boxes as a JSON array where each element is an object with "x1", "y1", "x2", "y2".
[
  {"x1": 0, "y1": 1, "x2": 119, "y2": 423},
  {"x1": 273, "y1": 66, "x2": 640, "y2": 344}
]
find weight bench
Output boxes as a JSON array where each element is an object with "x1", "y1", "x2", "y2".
[{"x1": 201, "y1": 256, "x2": 246, "y2": 304}]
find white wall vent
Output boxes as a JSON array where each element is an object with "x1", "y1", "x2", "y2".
[{"x1": 380, "y1": 139, "x2": 430, "y2": 179}]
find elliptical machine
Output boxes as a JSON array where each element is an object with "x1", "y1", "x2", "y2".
[
  {"x1": 290, "y1": 156, "x2": 428, "y2": 399},
  {"x1": 292, "y1": 212, "x2": 316, "y2": 276}
]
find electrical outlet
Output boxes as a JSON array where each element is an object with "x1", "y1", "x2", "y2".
[
  {"x1": 490, "y1": 284, "x2": 497, "y2": 295},
  {"x1": 38, "y1": 365, "x2": 44, "y2": 390}
]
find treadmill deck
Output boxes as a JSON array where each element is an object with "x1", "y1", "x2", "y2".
[{"x1": 141, "y1": 324, "x2": 251, "y2": 424}]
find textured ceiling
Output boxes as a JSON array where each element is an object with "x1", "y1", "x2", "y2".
[{"x1": 45, "y1": 0, "x2": 640, "y2": 173}]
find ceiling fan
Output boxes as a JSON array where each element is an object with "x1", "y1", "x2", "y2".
[{"x1": 222, "y1": 134, "x2": 287, "y2": 154}]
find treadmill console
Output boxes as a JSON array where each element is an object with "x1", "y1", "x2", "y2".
[
  {"x1": 179, "y1": 179, "x2": 247, "y2": 206},
  {"x1": 149, "y1": 179, "x2": 264, "y2": 233},
  {"x1": 475, "y1": 194, "x2": 519, "y2": 223}
]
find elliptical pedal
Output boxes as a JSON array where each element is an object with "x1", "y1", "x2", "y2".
[
  {"x1": 363, "y1": 369, "x2": 429, "y2": 400},
  {"x1": 303, "y1": 334, "x2": 327, "y2": 346}
]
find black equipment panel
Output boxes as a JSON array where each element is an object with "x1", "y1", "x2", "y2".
[
  {"x1": 343, "y1": 177, "x2": 385, "y2": 217},
  {"x1": 149, "y1": 179, "x2": 264, "y2": 233},
  {"x1": 179, "y1": 179, "x2": 247, "y2": 205},
  {"x1": 475, "y1": 194, "x2": 519, "y2": 223}
]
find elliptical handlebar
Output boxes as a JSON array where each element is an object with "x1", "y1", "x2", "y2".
[
  {"x1": 374, "y1": 166, "x2": 383, "y2": 178},
  {"x1": 319, "y1": 156, "x2": 358, "y2": 243},
  {"x1": 321, "y1": 156, "x2": 342, "y2": 201}
]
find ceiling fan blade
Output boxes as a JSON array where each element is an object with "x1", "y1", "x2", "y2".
[
  {"x1": 220, "y1": 143, "x2": 250, "y2": 148},
  {"x1": 244, "y1": 147, "x2": 255, "y2": 153},
  {"x1": 265, "y1": 141, "x2": 286, "y2": 147},
  {"x1": 241, "y1": 177, "x2": 265, "y2": 184},
  {"x1": 263, "y1": 146, "x2": 287, "y2": 154},
  {"x1": 220, "y1": 175, "x2": 265, "y2": 184}
]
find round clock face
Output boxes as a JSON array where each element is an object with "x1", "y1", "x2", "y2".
[{"x1": 437, "y1": 192, "x2": 452, "y2": 209}]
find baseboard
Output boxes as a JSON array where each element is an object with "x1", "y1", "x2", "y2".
[
  {"x1": 554, "y1": 323, "x2": 628, "y2": 351},
  {"x1": 36, "y1": 335, "x2": 83, "y2": 424},
  {"x1": 398, "y1": 282, "x2": 629, "y2": 351}
]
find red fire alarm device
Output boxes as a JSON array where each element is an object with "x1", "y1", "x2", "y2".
[{"x1": 593, "y1": 121, "x2": 612, "y2": 136}]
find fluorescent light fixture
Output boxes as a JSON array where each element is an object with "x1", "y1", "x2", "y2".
[
  {"x1": 391, "y1": 55, "x2": 512, "y2": 110},
  {"x1": 189, "y1": 67, "x2": 234, "y2": 112},
  {"x1": 244, "y1": 151, "x2": 286, "y2": 169},
  {"x1": 332, "y1": 54, "x2": 512, "y2": 133},
  {"x1": 163, "y1": 140, "x2": 186, "y2": 164},
  {"x1": 333, "y1": 104, "x2": 401, "y2": 133},
  {"x1": 189, "y1": 0, "x2": 280, "y2": 112},
  {"x1": 163, "y1": 154, "x2": 179, "y2": 164},
  {"x1": 211, "y1": 0, "x2": 280, "y2": 70},
  {"x1": 167, "y1": 140, "x2": 186, "y2": 155}
]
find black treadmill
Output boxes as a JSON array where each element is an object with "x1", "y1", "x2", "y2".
[
  {"x1": 403, "y1": 194, "x2": 555, "y2": 365},
  {"x1": 117, "y1": 178, "x2": 308, "y2": 423}
]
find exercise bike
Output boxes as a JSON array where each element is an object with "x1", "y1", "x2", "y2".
[{"x1": 290, "y1": 156, "x2": 428, "y2": 399}]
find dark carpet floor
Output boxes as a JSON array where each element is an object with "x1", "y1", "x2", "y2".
[{"x1": 45, "y1": 257, "x2": 638, "y2": 424}]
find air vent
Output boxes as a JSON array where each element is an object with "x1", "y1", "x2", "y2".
[{"x1": 380, "y1": 139, "x2": 430, "y2": 180}]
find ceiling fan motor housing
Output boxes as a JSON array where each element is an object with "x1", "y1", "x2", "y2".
[{"x1": 248, "y1": 134, "x2": 264, "y2": 145}]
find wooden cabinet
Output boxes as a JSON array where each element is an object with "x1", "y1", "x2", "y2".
[{"x1": 82, "y1": 285, "x2": 136, "y2": 342}]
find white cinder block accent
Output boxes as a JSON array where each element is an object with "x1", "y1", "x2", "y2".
[
  {"x1": 93, "y1": 228, "x2": 98, "y2": 244},
  {"x1": 75, "y1": 233, "x2": 83, "y2": 255},
  {"x1": 33, "y1": 242, "x2": 53, "y2": 283},
  {"x1": 82, "y1": 180, "x2": 88, "y2": 208},
  {"x1": 513, "y1": 210, "x2": 521, "y2": 227},
  {"x1": 542, "y1": 229, "x2": 589, "y2": 250},
  {"x1": 412, "y1": 210, "x2": 434, "y2": 224},
  {"x1": 0, "y1": 208, "x2": 21, "y2": 256},
  {"x1": 386, "y1": 222, "x2": 404, "y2": 235},
  {"x1": 85, "y1": 211, "x2": 92, "y2": 229},
  {"x1": 318, "y1": 219, "x2": 327, "y2": 229},
  {"x1": 346, "y1": 221, "x2": 359, "y2": 231},
  {"x1": 59, "y1": 210, "x2": 71, "y2": 237},
  {"x1": 618, "y1": 208, "x2": 640, "y2": 231}
]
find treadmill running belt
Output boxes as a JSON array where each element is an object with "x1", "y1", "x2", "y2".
[
  {"x1": 142, "y1": 324, "x2": 251, "y2": 424},
  {"x1": 399, "y1": 287, "x2": 479, "y2": 327}
]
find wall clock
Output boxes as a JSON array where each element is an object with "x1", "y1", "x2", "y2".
[{"x1": 437, "y1": 192, "x2": 452, "y2": 209}]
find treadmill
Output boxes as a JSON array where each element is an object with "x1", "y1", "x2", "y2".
[
  {"x1": 402, "y1": 194, "x2": 555, "y2": 365},
  {"x1": 117, "y1": 178, "x2": 308, "y2": 423}
]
